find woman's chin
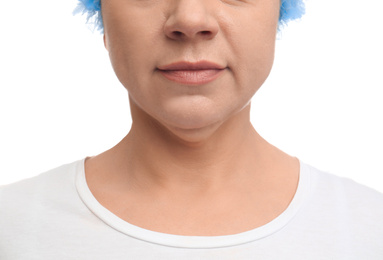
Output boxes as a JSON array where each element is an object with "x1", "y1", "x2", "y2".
[
  {"x1": 163, "y1": 121, "x2": 225, "y2": 144},
  {"x1": 160, "y1": 102, "x2": 225, "y2": 130},
  {"x1": 156, "y1": 110, "x2": 236, "y2": 144}
]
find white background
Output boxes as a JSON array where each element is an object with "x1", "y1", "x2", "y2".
[{"x1": 0, "y1": 0, "x2": 382, "y2": 192}]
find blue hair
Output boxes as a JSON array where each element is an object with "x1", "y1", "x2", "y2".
[
  {"x1": 74, "y1": 0, "x2": 305, "y2": 32},
  {"x1": 279, "y1": 0, "x2": 305, "y2": 27},
  {"x1": 73, "y1": 0, "x2": 103, "y2": 31}
]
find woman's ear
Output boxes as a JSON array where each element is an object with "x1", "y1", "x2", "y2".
[{"x1": 103, "y1": 34, "x2": 108, "y2": 51}]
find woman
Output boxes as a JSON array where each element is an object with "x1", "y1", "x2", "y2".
[{"x1": 1, "y1": 0, "x2": 382, "y2": 258}]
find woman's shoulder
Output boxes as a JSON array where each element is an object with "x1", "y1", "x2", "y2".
[
  {"x1": 304, "y1": 163, "x2": 383, "y2": 201},
  {"x1": 0, "y1": 160, "x2": 83, "y2": 216},
  {"x1": 0, "y1": 160, "x2": 81, "y2": 196},
  {"x1": 301, "y1": 162, "x2": 383, "y2": 225}
]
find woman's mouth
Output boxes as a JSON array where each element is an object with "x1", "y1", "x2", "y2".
[{"x1": 157, "y1": 61, "x2": 226, "y2": 85}]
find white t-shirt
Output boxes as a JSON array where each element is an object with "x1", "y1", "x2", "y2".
[{"x1": 1, "y1": 159, "x2": 382, "y2": 259}]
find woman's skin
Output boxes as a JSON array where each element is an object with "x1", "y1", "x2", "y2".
[{"x1": 85, "y1": 0, "x2": 300, "y2": 236}]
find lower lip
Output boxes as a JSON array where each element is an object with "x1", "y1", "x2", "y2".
[{"x1": 158, "y1": 69, "x2": 225, "y2": 85}]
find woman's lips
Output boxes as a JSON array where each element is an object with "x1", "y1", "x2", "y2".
[
  {"x1": 158, "y1": 69, "x2": 225, "y2": 85},
  {"x1": 157, "y1": 61, "x2": 226, "y2": 85}
]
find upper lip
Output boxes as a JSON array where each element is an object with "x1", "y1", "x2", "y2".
[{"x1": 157, "y1": 61, "x2": 226, "y2": 71}]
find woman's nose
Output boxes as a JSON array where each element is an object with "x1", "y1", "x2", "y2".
[{"x1": 163, "y1": 0, "x2": 219, "y2": 41}]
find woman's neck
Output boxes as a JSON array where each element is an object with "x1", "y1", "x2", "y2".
[{"x1": 88, "y1": 102, "x2": 296, "y2": 197}]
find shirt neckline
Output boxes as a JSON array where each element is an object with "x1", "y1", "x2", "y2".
[{"x1": 75, "y1": 158, "x2": 312, "y2": 249}]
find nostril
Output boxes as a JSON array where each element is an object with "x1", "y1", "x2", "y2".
[
  {"x1": 173, "y1": 31, "x2": 183, "y2": 37},
  {"x1": 167, "y1": 29, "x2": 215, "y2": 40}
]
